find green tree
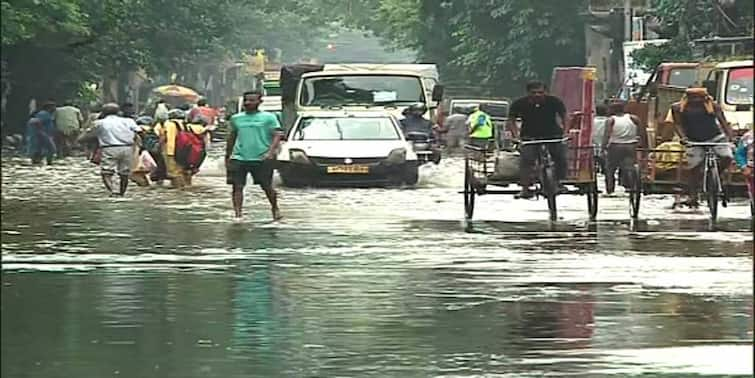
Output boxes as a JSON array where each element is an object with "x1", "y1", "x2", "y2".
[
  {"x1": 350, "y1": 0, "x2": 588, "y2": 97},
  {"x1": 631, "y1": 0, "x2": 754, "y2": 70},
  {"x1": 0, "y1": 0, "x2": 338, "y2": 134}
]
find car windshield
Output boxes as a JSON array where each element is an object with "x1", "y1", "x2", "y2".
[
  {"x1": 452, "y1": 102, "x2": 509, "y2": 117},
  {"x1": 725, "y1": 67, "x2": 754, "y2": 105},
  {"x1": 300, "y1": 75, "x2": 424, "y2": 107},
  {"x1": 668, "y1": 68, "x2": 697, "y2": 87},
  {"x1": 293, "y1": 117, "x2": 400, "y2": 141}
]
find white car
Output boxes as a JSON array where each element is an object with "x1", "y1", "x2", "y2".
[{"x1": 277, "y1": 111, "x2": 419, "y2": 187}]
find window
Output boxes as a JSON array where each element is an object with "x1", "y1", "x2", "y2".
[
  {"x1": 264, "y1": 84, "x2": 281, "y2": 97},
  {"x1": 451, "y1": 102, "x2": 509, "y2": 117},
  {"x1": 668, "y1": 68, "x2": 697, "y2": 87},
  {"x1": 725, "y1": 68, "x2": 754, "y2": 105},
  {"x1": 293, "y1": 117, "x2": 400, "y2": 141},
  {"x1": 300, "y1": 75, "x2": 424, "y2": 107}
]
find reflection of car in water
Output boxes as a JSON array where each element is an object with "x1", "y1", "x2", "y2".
[{"x1": 276, "y1": 111, "x2": 420, "y2": 187}]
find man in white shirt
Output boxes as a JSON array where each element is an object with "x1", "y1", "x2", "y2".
[{"x1": 94, "y1": 103, "x2": 141, "y2": 196}]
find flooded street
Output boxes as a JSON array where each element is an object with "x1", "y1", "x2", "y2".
[{"x1": 1, "y1": 148, "x2": 753, "y2": 377}]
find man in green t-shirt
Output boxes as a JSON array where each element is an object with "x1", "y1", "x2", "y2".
[{"x1": 226, "y1": 90, "x2": 284, "y2": 221}]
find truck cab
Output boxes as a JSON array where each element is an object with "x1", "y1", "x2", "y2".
[
  {"x1": 280, "y1": 64, "x2": 443, "y2": 132},
  {"x1": 703, "y1": 60, "x2": 754, "y2": 136}
]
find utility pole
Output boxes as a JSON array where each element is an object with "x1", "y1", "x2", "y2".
[{"x1": 624, "y1": 0, "x2": 632, "y2": 41}]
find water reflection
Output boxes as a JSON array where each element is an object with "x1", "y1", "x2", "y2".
[
  {"x1": 2, "y1": 272, "x2": 752, "y2": 377},
  {"x1": 1, "y1": 151, "x2": 753, "y2": 376}
]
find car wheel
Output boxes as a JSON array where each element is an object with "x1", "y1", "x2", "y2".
[
  {"x1": 279, "y1": 167, "x2": 309, "y2": 188},
  {"x1": 403, "y1": 164, "x2": 419, "y2": 185}
]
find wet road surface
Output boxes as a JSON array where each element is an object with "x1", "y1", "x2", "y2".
[{"x1": 1, "y1": 149, "x2": 753, "y2": 377}]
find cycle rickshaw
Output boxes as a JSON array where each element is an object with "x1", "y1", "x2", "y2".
[
  {"x1": 629, "y1": 141, "x2": 749, "y2": 224},
  {"x1": 463, "y1": 126, "x2": 599, "y2": 222}
]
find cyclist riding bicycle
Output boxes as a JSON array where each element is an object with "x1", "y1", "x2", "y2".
[
  {"x1": 506, "y1": 81, "x2": 568, "y2": 199},
  {"x1": 670, "y1": 87, "x2": 734, "y2": 208}
]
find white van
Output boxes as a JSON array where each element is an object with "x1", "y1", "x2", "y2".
[
  {"x1": 704, "y1": 60, "x2": 753, "y2": 134},
  {"x1": 280, "y1": 63, "x2": 443, "y2": 131}
]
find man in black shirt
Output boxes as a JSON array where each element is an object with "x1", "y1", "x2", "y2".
[
  {"x1": 670, "y1": 87, "x2": 734, "y2": 207},
  {"x1": 506, "y1": 81, "x2": 568, "y2": 199}
]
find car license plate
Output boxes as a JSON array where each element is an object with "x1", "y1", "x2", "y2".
[{"x1": 327, "y1": 165, "x2": 369, "y2": 174}]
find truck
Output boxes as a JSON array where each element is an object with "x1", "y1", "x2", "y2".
[
  {"x1": 618, "y1": 39, "x2": 670, "y2": 101},
  {"x1": 236, "y1": 70, "x2": 283, "y2": 114},
  {"x1": 279, "y1": 63, "x2": 443, "y2": 132},
  {"x1": 702, "y1": 60, "x2": 753, "y2": 136},
  {"x1": 624, "y1": 62, "x2": 712, "y2": 146}
]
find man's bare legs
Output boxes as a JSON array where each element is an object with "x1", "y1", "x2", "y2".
[
  {"x1": 261, "y1": 184, "x2": 281, "y2": 220},
  {"x1": 232, "y1": 184, "x2": 244, "y2": 218},
  {"x1": 102, "y1": 174, "x2": 114, "y2": 194}
]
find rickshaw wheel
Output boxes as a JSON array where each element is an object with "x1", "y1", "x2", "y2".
[
  {"x1": 464, "y1": 158, "x2": 476, "y2": 220},
  {"x1": 586, "y1": 182, "x2": 598, "y2": 221}
]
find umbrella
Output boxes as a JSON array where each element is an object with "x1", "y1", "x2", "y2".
[{"x1": 152, "y1": 85, "x2": 200, "y2": 101}]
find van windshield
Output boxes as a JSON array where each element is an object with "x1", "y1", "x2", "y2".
[
  {"x1": 300, "y1": 75, "x2": 425, "y2": 107},
  {"x1": 726, "y1": 67, "x2": 754, "y2": 105}
]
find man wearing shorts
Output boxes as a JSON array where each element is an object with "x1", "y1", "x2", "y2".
[
  {"x1": 226, "y1": 90, "x2": 283, "y2": 221},
  {"x1": 94, "y1": 103, "x2": 141, "y2": 196},
  {"x1": 670, "y1": 87, "x2": 734, "y2": 207}
]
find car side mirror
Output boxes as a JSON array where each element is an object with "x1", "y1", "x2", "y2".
[
  {"x1": 703, "y1": 80, "x2": 718, "y2": 99},
  {"x1": 431, "y1": 85, "x2": 444, "y2": 102}
]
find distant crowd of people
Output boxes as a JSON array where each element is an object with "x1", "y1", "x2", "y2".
[{"x1": 75, "y1": 99, "x2": 220, "y2": 196}]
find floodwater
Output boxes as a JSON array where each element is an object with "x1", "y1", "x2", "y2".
[{"x1": 1, "y1": 147, "x2": 753, "y2": 377}]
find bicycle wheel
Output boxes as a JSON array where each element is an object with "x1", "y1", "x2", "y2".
[
  {"x1": 705, "y1": 165, "x2": 720, "y2": 223},
  {"x1": 464, "y1": 158, "x2": 476, "y2": 220},
  {"x1": 587, "y1": 182, "x2": 598, "y2": 221},
  {"x1": 628, "y1": 164, "x2": 642, "y2": 219},
  {"x1": 542, "y1": 166, "x2": 558, "y2": 221}
]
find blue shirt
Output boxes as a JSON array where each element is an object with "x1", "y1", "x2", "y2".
[{"x1": 35, "y1": 110, "x2": 56, "y2": 135}]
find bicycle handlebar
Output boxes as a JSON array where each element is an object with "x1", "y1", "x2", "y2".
[
  {"x1": 518, "y1": 137, "x2": 570, "y2": 146},
  {"x1": 683, "y1": 142, "x2": 732, "y2": 147}
]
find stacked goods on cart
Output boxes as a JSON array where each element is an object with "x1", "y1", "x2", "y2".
[{"x1": 550, "y1": 67, "x2": 596, "y2": 182}]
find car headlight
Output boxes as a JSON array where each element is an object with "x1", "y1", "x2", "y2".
[
  {"x1": 289, "y1": 149, "x2": 310, "y2": 164},
  {"x1": 385, "y1": 148, "x2": 407, "y2": 165}
]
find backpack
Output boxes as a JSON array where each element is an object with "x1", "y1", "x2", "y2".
[
  {"x1": 174, "y1": 121, "x2": 207, "y2": 172},
  {"x1": 142, "y1": 132, "x2": 161, "y2": 154}
]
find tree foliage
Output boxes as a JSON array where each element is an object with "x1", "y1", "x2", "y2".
[
  {"x1": 631, "y1": 0, "x2": 754, "y2": 70},
  {"x1": 0, "y1": 0, "x2": 337, "y2": 132},
  {"x1": 348, "y1": 0, "x2": 588, "y2": 97}
]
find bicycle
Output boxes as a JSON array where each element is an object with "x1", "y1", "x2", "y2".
[
  {"x1": 519, "y1": 137, "x2": 570, "y2": 221},
  {"x1": 684, "y1": 141, "x2": 732, "y2": 223}
]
